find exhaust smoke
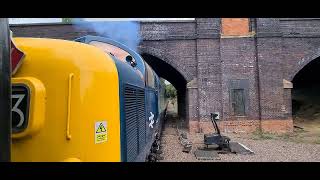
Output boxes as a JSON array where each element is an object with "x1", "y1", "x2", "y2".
[{"x1": 72, "y1": 19, "x2": 141, "y2": 52}]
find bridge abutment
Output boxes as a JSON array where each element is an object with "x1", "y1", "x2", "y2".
[{"x1": 11, "y1": 18, "x2": 320, "y2": 134}]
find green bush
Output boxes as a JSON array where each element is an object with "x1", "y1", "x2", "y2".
[{"x1": 165, "y1": 84, "x2": 177, "y2": 99}]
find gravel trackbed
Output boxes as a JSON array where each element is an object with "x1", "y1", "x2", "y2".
[{"x1": 159, "y1": 117, "x2": 320, "y2": 162}]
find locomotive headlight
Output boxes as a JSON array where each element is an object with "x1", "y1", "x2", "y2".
[{"x1": 11, "y1": 77, "x2": 46, "y2": 138}]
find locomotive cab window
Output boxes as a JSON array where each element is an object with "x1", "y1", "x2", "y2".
[
  {"x1": 89, "y1": 40, "x2": 145, "y2": 80},
  {"x1": 89, "y1": 41, "x2": 136, "y2": 64},
  {"x1": 145, "y1": 63, "x2": 156, "y2": 88}
]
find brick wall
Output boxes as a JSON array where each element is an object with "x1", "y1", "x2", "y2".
[
  {"x1": 196, "y1": 39, "x2": 222, "y2": 121},
  {"x1": 11, "y1": 18, "x2": 320, "y2": 134},
  {"x1": 220, "y1": 37, "x2": 260, "y2": 121},
  {"x1": 190, "y1": 119, "x2": 293, "y2": 134}
]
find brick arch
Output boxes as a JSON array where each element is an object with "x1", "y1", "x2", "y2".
[
  {"x1": 138, "y1": 45, "x2": 191, "y2": 82},
  {"x1": 289, "y1": 47, "x2": 320, "y2": 81}
]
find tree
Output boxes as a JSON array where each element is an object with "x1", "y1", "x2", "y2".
[
  {"x1": 62, "y1": 18, "x2": 73, "y2": 23},
  {"x1": 160, "y1": 78, "x2": 166, "y2": 87},
  {"x1": 165, "y1": 84, "x2": 177, "y2": 99}
]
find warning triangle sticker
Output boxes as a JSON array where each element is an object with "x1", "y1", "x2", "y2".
[{"x1": 96, "y1": 123, "x2": 107, "y2": 133}]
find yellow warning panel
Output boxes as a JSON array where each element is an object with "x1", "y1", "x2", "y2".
[
  {"x1": 96, "y1": 123, "x2": 107, "y2": 133},
  {"x1": 95, "y1": 121, "x2": 107, "y2": 144}
]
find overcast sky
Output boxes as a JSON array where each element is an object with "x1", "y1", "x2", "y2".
[
  {"x1": 8, "y1": 18, "x2": 176, "y2": 85},
  {"x1": 9, "y1": 18, "x2": 194, "y2": 24}
]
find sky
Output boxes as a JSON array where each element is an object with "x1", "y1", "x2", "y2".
[
  {"x1": 164, "y1": 80, "x2": 170, "y2": 85},
  {"x1": 9, "y1": 18, "x2": 194, "y2": 24},
  {"x1": 8, "y1": 18, "x2": 183, "y2": 86}
]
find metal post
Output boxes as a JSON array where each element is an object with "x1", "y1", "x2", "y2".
[{"x1": 0, "y1": 18, "x2": 11, "y2": 162}]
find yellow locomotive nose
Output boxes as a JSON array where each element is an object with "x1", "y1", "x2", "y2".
[
  {"x1": 11, "y1": 38, "x2": 121, "y2": 162},
  {"x1": 63, "y1": 158, "x2": 81, "y2": 162}
]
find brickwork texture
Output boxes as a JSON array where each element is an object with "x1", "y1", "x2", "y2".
[{"x1": 10, "y1": 18, "x2": 320, "y2": 134}]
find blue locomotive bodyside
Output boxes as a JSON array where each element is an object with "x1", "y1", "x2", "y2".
[{"x1": 75, "y1": 36, "x2": 166, "y2": 162}]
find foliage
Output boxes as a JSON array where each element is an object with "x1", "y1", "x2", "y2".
[
  {"x1": 165, "y1": 84, "x2": 177, "y2": 99},
  {"x1": 62, "y1": 18, "x2": 73, "y2": 23},
  {"x1": 160, "y1": 78, "x2": 166, "y2": 87}
]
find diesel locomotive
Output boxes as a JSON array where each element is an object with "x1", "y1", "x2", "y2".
[{"x1": 10, "y1": 35, "x2": 167, "y2": 162}]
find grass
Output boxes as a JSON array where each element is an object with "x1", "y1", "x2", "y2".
[
  {"x1": 250, "y1": 128, "x2": 320, "y2": 145},
  {"x1": 251, "y1": 130, "x2": 278, "y2": 140},
  {"x1": 313, "y1": 138, "x2": 320, "y2": 144}
]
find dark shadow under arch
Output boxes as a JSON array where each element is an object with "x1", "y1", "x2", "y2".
[
  {"x1": 291, "y1": 57, "x2": 320, "y2": 134},
  {"x1": 141, "y1": 53, "x2": 188, "y2": 121},
  {"x1": 289, "y1": 48, "x2": 320, "y2": 81}
]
